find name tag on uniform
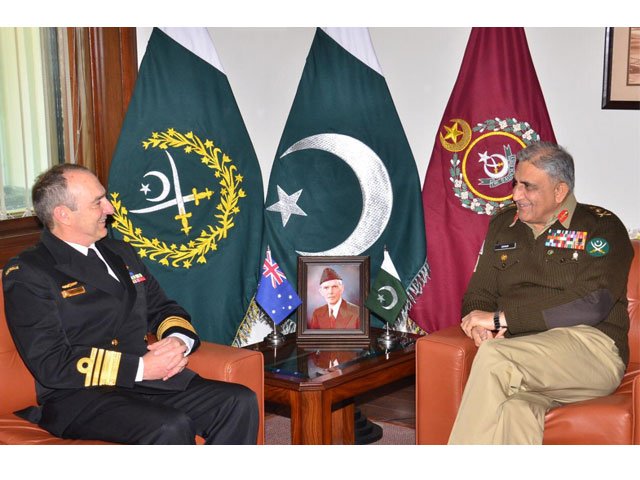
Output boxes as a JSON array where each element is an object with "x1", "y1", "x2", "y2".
[
  {"x1": 494, "y1": 242, "x2": 517, "y2": 251},
  {"x1": 61, "y1": 286, "x2": 86, "y2": 298}
]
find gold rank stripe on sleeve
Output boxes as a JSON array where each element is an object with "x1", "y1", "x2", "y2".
[
  {"x1": 76, "y1": 348, "x2": 121, "y2": 387},
  {"x1": 156, "y1": 316, "x2": 196, "y2": 340},
  {"x1": 4, "y1": 265, "x2": 19, "y2": 276}
]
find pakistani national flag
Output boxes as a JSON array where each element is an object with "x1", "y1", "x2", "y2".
[
  {"x1": 253, "y1": 28, "x2": 427, "y2": 335},
  {"x1": 365, "y1": 250, "x2": 408, "y2": 324},
  {"x1": 410, "y1": 28, "x2": 556, "y2": 333},
  {"x1": 108, "y1": 28, "x2": 264, "y2": 345}
]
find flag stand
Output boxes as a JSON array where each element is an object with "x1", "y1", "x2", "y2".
[
  {"x1": 376, "y1": 322, "x2": 397, "y2": 349},
  {"x1": 266, "y1": 320, "x2": 285, "y2": 346}
]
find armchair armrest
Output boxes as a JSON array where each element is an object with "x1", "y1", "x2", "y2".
[
  {"x1": 416, "y1": 325, "x2": 477, "y2": 444},
  {"x1": 634, "y1": 371, "x2": 640, "y2": 445},
  {"x1": 188, "y1": 341, "x2": 265, "y2": 445}
]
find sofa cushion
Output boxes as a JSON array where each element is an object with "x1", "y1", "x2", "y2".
[
  {"x1": 544, "y1": 393, "x2": 633, "y2": 445},
  {"x1": 544, "y1": 365, "x2": 639, "y2": 445},
  {"x1": 0, "y1": 414, "x2": 207, "y2": 445},
  {"x1": 0, "y1": 415, "x2": 109, "y2": 445}
]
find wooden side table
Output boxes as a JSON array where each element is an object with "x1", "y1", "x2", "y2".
[{"x1": 248, "y1": 329, "x2": 417, "y2": 444}]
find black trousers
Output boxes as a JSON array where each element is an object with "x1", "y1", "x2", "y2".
[{"x1": 58, "y1": 376, "x2": 259, "y2": 445}]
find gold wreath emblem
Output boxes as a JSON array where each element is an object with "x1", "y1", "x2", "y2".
[
  {"x1": 110, "y1": 128, "x2": 246, "y2": 269},
  {"x1": 439, "y1": 118, "x2": 472, "y2": 152}
]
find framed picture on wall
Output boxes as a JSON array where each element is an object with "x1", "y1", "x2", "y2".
[
  {"x1": 602, "y1": 27, "x2": 640, "y2": 110},
  {"x1": 296, "y1": 256, "x2": 370, "y2": 348}
]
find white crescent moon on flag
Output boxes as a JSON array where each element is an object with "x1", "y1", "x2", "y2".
[
  {"x1": 142, "y1": 171, "x2": 171, "y2": 203},
  {"x1": 378, "y1": 285, "x2": 399, "y2": 310},
  {"x1": 281, "y1": 133, "x2": 393, "y2": 256}
]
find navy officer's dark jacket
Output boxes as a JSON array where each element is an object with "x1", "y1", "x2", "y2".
[{"x1": 2, "y1": 228, "x2": 201, "y2": 435}]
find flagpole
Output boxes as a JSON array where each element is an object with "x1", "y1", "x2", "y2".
[
  {"x1": 377, "y1": 321, "x2": 398, "y2": 349},
  {"x1": 265, "y1": 319, "x2": 285, "y2": 347}
]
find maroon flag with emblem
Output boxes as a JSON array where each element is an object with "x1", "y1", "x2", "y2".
[{"x1": 410, "y1": 28, "x2": 556, "y2": 333}]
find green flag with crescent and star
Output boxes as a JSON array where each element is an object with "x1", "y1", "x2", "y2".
[
  {"x1": 365, "y1": 249, "x2": 408, "y2": 324},
  {"x1": 107, "y1": 27, "x2": 264, "y2": 345},
  {"x1": 240, "y1": 27, "x2": 427, "y2": 339}
]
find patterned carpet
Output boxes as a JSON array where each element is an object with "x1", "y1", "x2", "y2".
[{"x1": 264, "y1": 414, "x2": 415, "y2": 445}]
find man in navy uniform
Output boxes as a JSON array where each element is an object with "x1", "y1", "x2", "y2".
[{"x1": 3, "y1": 164, "x2": 258, "y2": 444}]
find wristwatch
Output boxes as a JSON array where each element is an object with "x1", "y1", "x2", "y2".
[{"x1": 493, "y1": 311, "x2": 501, "y2": 331}]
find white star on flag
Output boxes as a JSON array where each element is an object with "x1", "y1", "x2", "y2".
[{"x1": 266, "y1": 185, "x2": 307, "y2": 227}]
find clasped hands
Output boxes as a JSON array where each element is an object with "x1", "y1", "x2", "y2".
[
  {"x1": 142, "y1": 336, "x2": 189, "y2": 381},
  {"x1": 461, "y1": 310, "x2": 507, "y2": 347}
]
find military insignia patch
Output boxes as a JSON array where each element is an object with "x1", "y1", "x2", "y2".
[
  {"x1": 557, "y1": 209, "x2": 569, "y2": 224},
  {"x1": 588, "y1": 206, "x2": 612, "y2": 218},
  {"x1": 587, "y1": 237, "x2": 610, "y2": 257},
  {"x1": 545, "y1": 229, "x2": 588, "y2": 250}
]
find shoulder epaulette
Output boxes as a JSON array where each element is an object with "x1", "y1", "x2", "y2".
[
  {"x1": 584, "y1": 204, "x2": 613, "y2": 219},
  {"x1": 492, "y1": 201, "x2": 517, "y2": 218}
]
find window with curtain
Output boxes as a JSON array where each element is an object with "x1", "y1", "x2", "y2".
[{"x1": 0, "y1": 27, "x2": 75, "y2": 220}]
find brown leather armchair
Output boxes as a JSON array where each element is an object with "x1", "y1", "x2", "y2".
[
  {"x1": 0, "y1": 273, "x2": 264, "y2": 445},
  {"x1": 416, "y1": 239, "x2": 640, "y2": 444}
]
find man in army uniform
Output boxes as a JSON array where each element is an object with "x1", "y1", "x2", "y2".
[
  {"x1": 448, "y1": 142, "x2": 633, "y2": 444},
  {"x1": 2, "y1": 164, "x2": 258, "y2": 444}
]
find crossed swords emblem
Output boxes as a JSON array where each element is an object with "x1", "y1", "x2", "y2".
[
  {"x1": 130, "y1": 151, "x2": 213, "y2": 235},
  {"x1": 589, "y1": 239, "x2": 608, "y2": 255}
]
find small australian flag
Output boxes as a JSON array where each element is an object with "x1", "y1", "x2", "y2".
[{"x1": 255, "y1": 247, "x2": 302, "y2": 324}]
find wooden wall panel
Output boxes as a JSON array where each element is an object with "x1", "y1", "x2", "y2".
[{"x1": 0, "y1": 27, "x2": 137, "y2": 268}]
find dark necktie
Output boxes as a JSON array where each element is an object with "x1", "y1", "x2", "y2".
[
  {"x1": 87, "y1": 248, "x2": 109, "y2": 273},
  {"x1": 87, "y1": 248, "x2": 122, "y2": 291}
]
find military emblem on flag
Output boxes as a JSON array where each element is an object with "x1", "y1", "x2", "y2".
[
  {"x1": 108, "y1": 28, "x2": 264, "y2": 345},
  {"x1": 255, "y1": 248, "x2": 302, "y2": 325},
  {"x1": 445, "y1": 117, "x2": 541, "y2": 216},
  {"x1": 110, "y1": 128, "x2": 246, "y2": 268},
  {"x1": 411, "y1": 28, "x2": 556, "y2": 333}
]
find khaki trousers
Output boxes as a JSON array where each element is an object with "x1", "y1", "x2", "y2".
[{"x1": 448, "y1": 325, "x2": 625, "y2": 445}]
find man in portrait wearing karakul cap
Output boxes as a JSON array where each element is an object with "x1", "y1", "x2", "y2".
[{"x1": 309, "y1": 267, "x2": 360, "y2": 329}]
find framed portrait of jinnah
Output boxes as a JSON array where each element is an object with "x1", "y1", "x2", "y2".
[{"x1": 296, "y1": 256, "x2": 370, "y2": 347}]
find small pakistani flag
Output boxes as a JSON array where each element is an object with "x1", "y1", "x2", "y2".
[
  {"x1": 365, "y1": 250, "x2": 408, "y2": 324},
  {"x1": 108, "y1": 28, "x2": 264, "y2": 345}
]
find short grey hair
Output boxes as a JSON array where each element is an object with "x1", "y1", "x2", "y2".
[
  {"x1": 516, "y1": 142, "x2": 575, "y2": 191},
  {"x1": 32, "y1": 163, "x2": 91, "y2": 229}
]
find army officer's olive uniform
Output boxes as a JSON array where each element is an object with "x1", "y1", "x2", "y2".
[{"x1": 448, "y1": 194, "x2": 632, "y2": 444}]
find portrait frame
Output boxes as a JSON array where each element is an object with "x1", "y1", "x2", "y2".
[
  {"x1": 602, "y1": 27, "x2": 640, "y2": 110},
  {"x1": 297, "y1": 256, "x2": 370, "y2": 348}
]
